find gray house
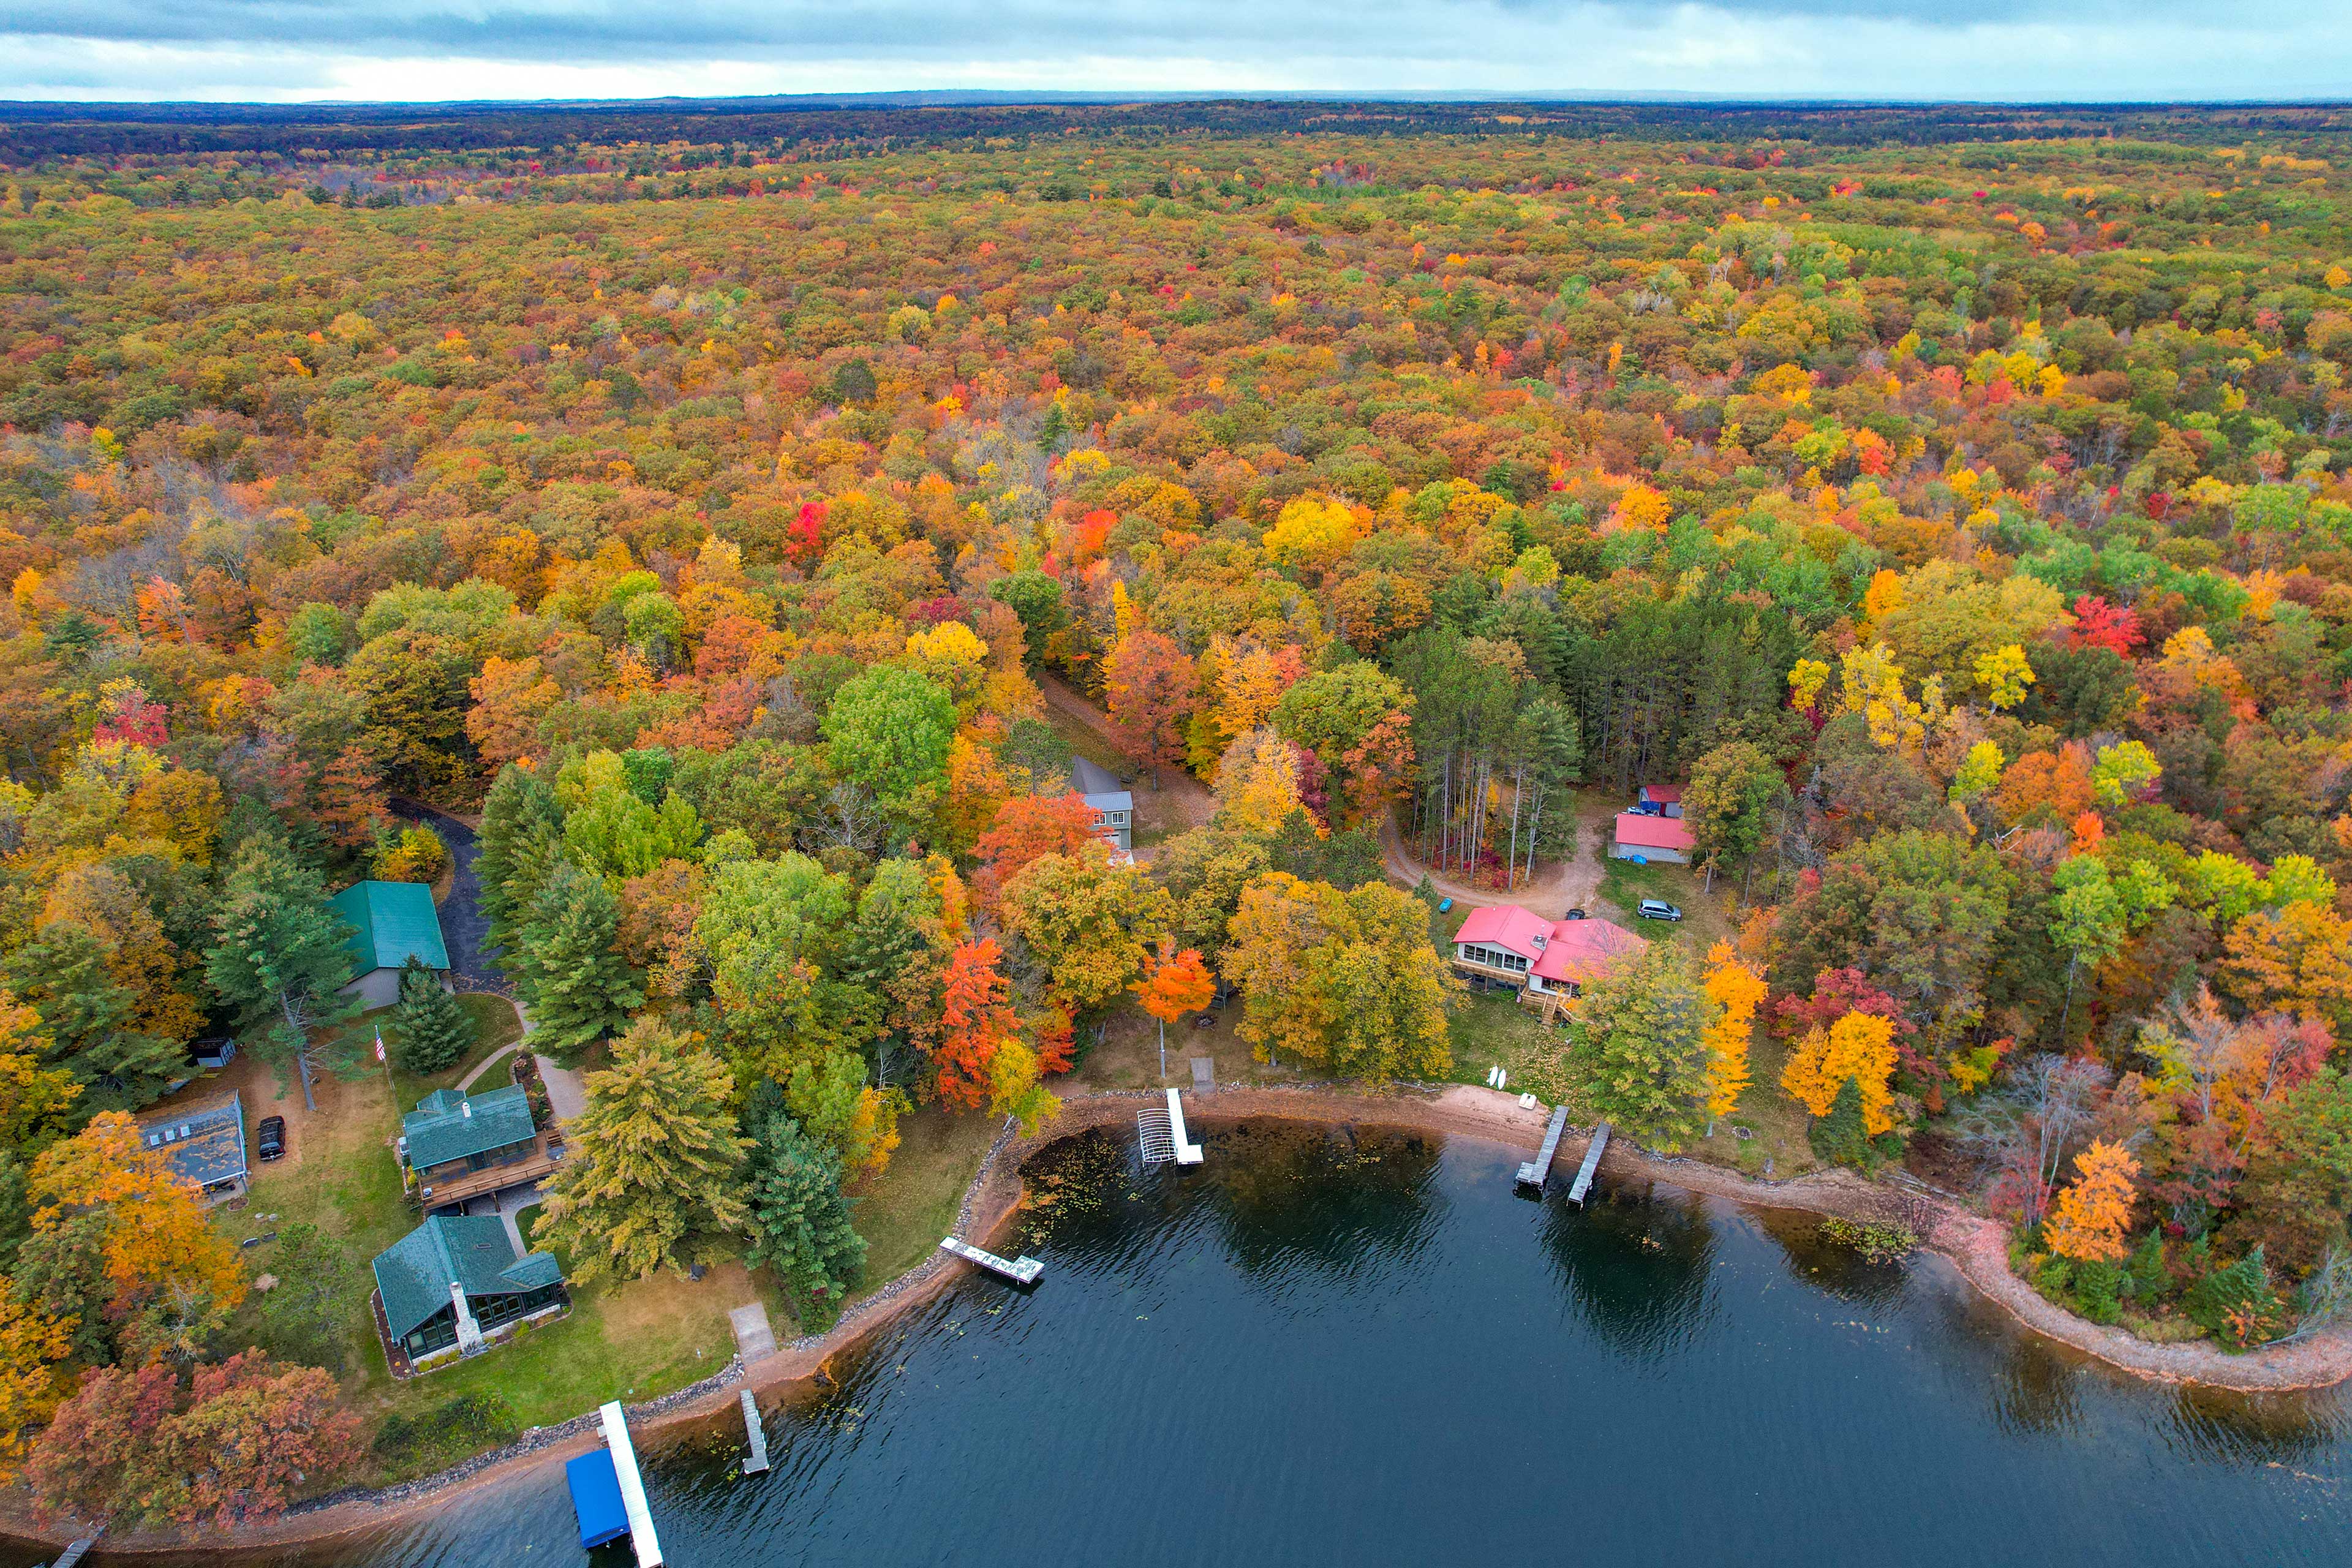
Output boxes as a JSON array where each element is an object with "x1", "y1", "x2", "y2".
[
  {"x1": 371, "y1": 1214, "x2": 565, "y2": 1370},
  {"x1": 138, "y1": 1091, "x2": 249, "y2": 1205},
  {"x1": 1069, "y1": 756, "x2": 1134, "y2": 853}
]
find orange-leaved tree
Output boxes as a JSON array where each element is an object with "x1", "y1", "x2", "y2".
[
  {"x1": 934, "y1": 939, "x2": 1021, "y2": 1110},
  {"x1": 1133, "y1": 941, "x2": 1216, "y2": 1078},
  {"x1": 973, "y1": 791, "x2": 1102, "y2": 914},
  {"x1": 1700, "y1": 941, "x2": 1766, "y2": 1121},
  {"x1": 1780, "y1": 1011, "x2": 1899, "y2": 1135},
  {"x1": 27, "y1": 1112, "x2": 246, "y2": 1323},
  {"x1": 2044, "y1": 1140, "x2": 2141, "y2": 1263}
]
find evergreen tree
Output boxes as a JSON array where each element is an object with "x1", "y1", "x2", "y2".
[
  {"x1": 202, "y1": 839, "x2": 361, "y2": 1104},
  {"x1": 1807, "y1": 1076, "x2": 1874, "y2": 1169},
  {"x1": 744, "y1": 1090, "x2": 867, "y2": 1315},
  {"x1": 1542, "y1": 940, "x2": 1715, "y2": 1152},
  {"x1": 3, "y1": 924, "x2": 182, "y2": 1115},
  {"x1": 533, "y1": 1019, "x2": 750, "y2": 1282},
  {"x1": 391, "y1": 957, "x2": 475, "y2": 1075},
  {"x1": 475, "y1": 764, "x2": 564, "y2": 954},
  {"x1": 511, "y1": 861, "x2": 643, "y2": 1058}
]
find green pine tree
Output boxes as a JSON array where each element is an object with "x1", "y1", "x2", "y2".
[
  {"x1": 511, "y1": 860, "x2": 643, "y2": 1058},
  {"x1": 1807, "y1": 1075, "x2": 1874, "y2": 1169},
  {"x1": 744, "y1": 1090, "x2": 867, "y2": 1317},
  {"x1": 391, "y1": 956, "x2": 476, "y2": 1074},
  {"x1": 4, "y1": 922, "x2": 184, "y2": 1114},
  {"x1": 1546, "y1": 940, "x2": 1715, "y2": 1152},
  {"x1": 203, "y1": 838, "x2": 363, "y2": 1096},
  {"x1": 532, "y1": 1019, "x2": 750, "y2": 1282},
  {"x1": 476, "y1": 764, "x2": 565, "y2": 954}
]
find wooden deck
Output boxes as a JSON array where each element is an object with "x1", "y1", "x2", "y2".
[
  {"x1": 1515, "y1": 1104, "x2": 1570, "y2": 1187},
  {"x1": 413, "y1": 1132, "x2": 563, "y2": 1208}
]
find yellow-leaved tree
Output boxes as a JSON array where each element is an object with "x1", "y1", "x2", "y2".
[
  {"x1": 27, "y1": 1112, "x2": 247, "y2": 1322},
  {"x1": 2044, "y1": 1140, "x2": 2140, "y2": 1263},
  {"x1": 1779, "y1": 1012, "x2": 1899, "y2": 1135},
  {"x1": 1700, "y1": 942, "x2": 1765, "y2": 1120}
]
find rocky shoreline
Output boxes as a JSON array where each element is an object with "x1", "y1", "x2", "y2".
[{"x1": 18, "y1": 1081, "x2": 2350, "y2": 1555}]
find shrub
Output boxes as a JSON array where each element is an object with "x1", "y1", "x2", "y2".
[
  {"x1": 370, "y1": 1393, "x2": 521, "y2": 1470},
  {"x1": 374, "y1": 824, "x2": 449, "y2": 883},
  {"x1": 2185, "y1": 1246, "x2": 2285, "y2": 1348}
]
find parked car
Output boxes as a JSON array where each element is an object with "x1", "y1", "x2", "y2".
[
  {"x1": 1637, "y1": 899, "x2": 1683, "y2": 922},
  {"x1": 1563, "y1": 907, "x2": 1588, "y2": 921},
  {"x1": 257, "y1": 1115, "x2": 287, "y2": 1161}
]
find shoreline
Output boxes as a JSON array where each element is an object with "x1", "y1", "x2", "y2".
[{"x1": 21, "y1": 1081, "x2": 2352, "y2": 1555}]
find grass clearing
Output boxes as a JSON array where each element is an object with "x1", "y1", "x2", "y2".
[
  {"x1": 847, "y1": 1104, "x2": 1003, "y2": 1295},
  {"x1": 1444, "y1": 987, "x2": 1556, "y2": 1089}
]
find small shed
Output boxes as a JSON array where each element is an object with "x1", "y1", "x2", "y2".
[
  {"x1": 1636, "y1": 783, "x2": 1685, "y2": 818},
  {"x1": 1611, "y1": 812, "x2": 1695, "y2": 865},
  {"x1": 1068, "y1": 756, "x2": 1135, "y2": 853},
  {"x1": 330, "y1": 880, "x2": 451, "y2": 1005}
]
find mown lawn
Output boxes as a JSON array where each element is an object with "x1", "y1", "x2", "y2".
[{"x1": 845, "y1": 1102, "x2": 1003, "y2": 1295}]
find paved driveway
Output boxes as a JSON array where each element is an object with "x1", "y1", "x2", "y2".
[{"x1": 393, "y1": 800, "x2": 502, "y2": 989}]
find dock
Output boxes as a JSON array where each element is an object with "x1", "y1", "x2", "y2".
[
  {"x1": 1569, "y1": 1121, "x2": 1612, "y2": 1204},
  {"x1": 50, "y1": 1536, "x2": 99, "y2": 1568},
  {"x1": 739, "y1": 1389, "x2": 770, "y2": 1476},
  {"x1": 1515, "y1": 1103, "x2": 1570, "y2": 1187},
  {"x1": 939, "y1": 1235, "x2": 1045, "y2": 1284},
  {"x1": 598, "y1": 1400, "x2": 664, "y2": 1568},
  {"x1": 1166, "y1": 1087, "x2": 1204, "y2": 1164}
]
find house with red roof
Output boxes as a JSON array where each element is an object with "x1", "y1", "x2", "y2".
[
  {"x1": 1451, "y1": 904, "x2": 1647, "y2": 1009},
  {"x1": 1611, "y1": 810, "x2": 1695, "y2": 864}
]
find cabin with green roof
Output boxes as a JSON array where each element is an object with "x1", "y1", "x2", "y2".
[
  {"x1": 371, "y1": 1214, "x2": 565, "y2": 1371},
  {"x1": 329, "y1": 879, "x2": 451, "y2": 1005},
  {"x1": 401, "y1": 1085, "x2": 542, "y2": 1201}
]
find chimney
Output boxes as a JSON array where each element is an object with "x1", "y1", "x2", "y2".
[
  {"x1": 461, "y1": 1101, "x2": 472, "y2": 1118},
  {"x1": 451, "y1": 1280, "x2": 484, "y2": 1355}
]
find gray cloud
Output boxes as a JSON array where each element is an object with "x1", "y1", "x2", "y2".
[{"x1": 0, "y1": 0, "x2": 2346, "y2": 101}]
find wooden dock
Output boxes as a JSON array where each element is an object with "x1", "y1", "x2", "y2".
[
  {"x1": 1515, "y1": 1103, "x2": 1570, "y2": 1187},
  {"x1": 50, "y1": 1535, "x2": 99, "y2": 1568},
  {"x1": 739, "y1": 1389, "x2": 770, "y2": 1476},
  {"x1": 1569, "y1": 1121, "x2": 1612, "y2": 1204},
  {"x1": 598, "y1": 1400, "x2": 664, "y2": 1567},
  {"x1": 939, "y1": 1235, "x2": 1045, "y2": 1284}
]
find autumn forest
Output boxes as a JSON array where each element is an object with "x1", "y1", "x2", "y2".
[{"x1": 4, "y1": 96, "x2": 2352, "y2": 1532}]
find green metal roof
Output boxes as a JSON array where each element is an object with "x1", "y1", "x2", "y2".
[
  {"x1": 328, "y1": 880, "x2": 450, "y2": 976},
  {"x1": 371, "y1": 1215, "x2": 563, "y2": 1343},
  {"x1": 403, "y1": 1084, "x2": 537, "y2": 1170}
]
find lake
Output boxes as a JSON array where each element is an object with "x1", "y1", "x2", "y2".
[{"x1": 18, "y1": 1118, "x2": 2352, "y2": 1567}]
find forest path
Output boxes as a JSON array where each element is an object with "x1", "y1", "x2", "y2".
[
  {"x1": 1379, "y1": 794, "x2": 1614, "y2": 919},
  {"x1": 1035, "y1": 673, "x2": 1216, "y2": 850}
]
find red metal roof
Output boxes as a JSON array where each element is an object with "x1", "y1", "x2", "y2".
[
  {"x1": 1532, "y1": 918, "x2": 1646, "y2": 984},
  {"x1": 1640, "y1": 784, "x2": 1683, "y2": 804},
  {"x1": 1614, "y1": 812, "x2": 1695, "y2": 851},
  {"x1": 1453, "y1": 903, "x2": 1553, "y2": 962}
]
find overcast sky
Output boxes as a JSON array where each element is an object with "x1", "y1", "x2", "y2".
[{"x1": 2, "y1": 0, "x2": 2346, "y2": 104}]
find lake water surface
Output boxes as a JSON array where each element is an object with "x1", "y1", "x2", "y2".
[{"x1": 20, "y1": 1118, "x2": 2352, "y2": 1567}]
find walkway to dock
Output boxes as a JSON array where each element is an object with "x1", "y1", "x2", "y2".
[
  {"x1": 598, "y1": 1400, "x2": 664, "y2": 1568},
  {"x1": 940, "y1": 1235, "x2": 1045, "y2": 1284},
  {"x1": 1515, "y1": 1104, "x2": 1570, "y2": 1187},
  {"x1": 50, "y1": 1534, "x2": 99, "y2": 1568},
  {"x1": 1569, "y1": 1121, "x2": 1611, "y2": 1204}
]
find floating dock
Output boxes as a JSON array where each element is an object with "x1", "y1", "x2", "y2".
[
  {"x1": 1515, "y1": 1103, "x2": 1570, "y2": 1187},
  {"x1": 598, "y1": 1400, "x2": 664, "y2": 1567},
  {"x1": 1569, "y1": 1121, "x2": 1612, "y2": 1204},
  {"x1": 50, "y1": 1536, "x2": 99, "y2": 1568},
  {"x1": 940, "y1": 1235, "x2": 1045, "y2": 1284},
  {"x1": 739, "y1": 1388, "x2": 770, "y2": 1476}
]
